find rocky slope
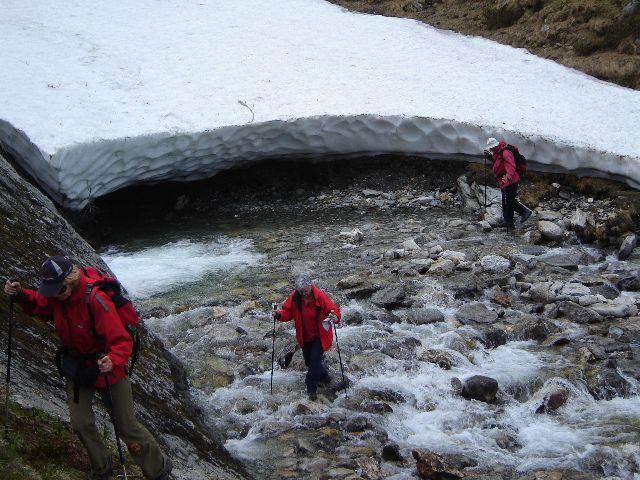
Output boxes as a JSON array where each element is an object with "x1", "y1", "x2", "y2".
[{"x1": 0, "y1": 151, "x2": 249, "y2": 479}]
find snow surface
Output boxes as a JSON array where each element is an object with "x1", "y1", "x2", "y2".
[{"x1": 1, "y1": 0, "x2": 639, "y2": 209}]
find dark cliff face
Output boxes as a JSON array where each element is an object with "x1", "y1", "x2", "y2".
[{"x1": 0, "y1": 152, "x2": 249, "y2": 479}]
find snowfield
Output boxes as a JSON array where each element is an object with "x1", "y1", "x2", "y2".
[{"x1": 1, "y1": 0, "x2": 639, "y2": 209}]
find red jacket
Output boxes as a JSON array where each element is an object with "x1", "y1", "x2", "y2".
[
  {"x1": 17, "y1": 269, "x2": 132, "y2": 388},
  {"x1": 490, "y1": 141, "x2": 520, "y2": 189},
  {"x1": 278, "y1": 286, "x2": 341, "y2": 352}
]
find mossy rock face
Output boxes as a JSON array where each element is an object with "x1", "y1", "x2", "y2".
[
  {"x1": 484, "y1": 0, "x2": 543, "y2": 29},
  {"x1": 0, "y1": 152, "x2": 249, "y2": 479}
]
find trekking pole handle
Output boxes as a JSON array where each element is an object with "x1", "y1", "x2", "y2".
[
  {"x1": 322, "y1": 311, "x2": 337, "y2": 331},
  {"x1": 4, "y1": 279, "x2": 21, "y2": 298}
]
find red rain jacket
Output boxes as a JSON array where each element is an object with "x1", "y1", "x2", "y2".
[
  {"x1": 278, "y1": 286, "x2": 341, "y2": 352},
  {"x1": 18, "y1": 269, "x2": 132, "y2": 388},
  {"x1": 490, "y1": 141, "x2": 520, "y2": 189}
]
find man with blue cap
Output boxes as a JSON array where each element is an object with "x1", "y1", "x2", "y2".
[{"x1": 4, "y1": 255, "x2": 172, "y2": 480}]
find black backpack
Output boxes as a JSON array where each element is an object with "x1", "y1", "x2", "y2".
[{"x1": 505, "y1": 144, "x2": 527, "y2": 174}]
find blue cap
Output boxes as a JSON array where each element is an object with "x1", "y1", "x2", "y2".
[{"x1": 38, "y1": 256, "x2": 72, "y2": 297}]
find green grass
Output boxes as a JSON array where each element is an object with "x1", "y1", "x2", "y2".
[{"x1": 0, "y1": 393, "x2": 142, "y2": 480}]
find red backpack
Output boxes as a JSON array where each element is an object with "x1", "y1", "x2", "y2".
[{"x1": 82, "y1": 267, "x2": 142, "y2": 376}]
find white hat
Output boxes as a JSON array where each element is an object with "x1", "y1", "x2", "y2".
[
  {"x1": 295, "y1": 276, "x2": 313, "y2": 291},
  {"x1": 485, "y1": 137, "x2": 499, "y2": 150}
]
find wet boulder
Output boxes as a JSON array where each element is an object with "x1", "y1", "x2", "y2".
[
  {"x1": 348, "y1": 352, "x2": 391, "y2": 374},
  {"x1": 618, "y1": 233, "x2": 637, "y2": 261},
  {"x1": 590, "y1": 300, "x2": 638, "y2": 318},
  {"x1": 589, "y1": 282, "x2": 620, "y2": 300},
  {"x1": 534, "y1": 384, "x2": 570, "y2": 414},
  {"x1": 439, "y1": 273, "x2": 486, "y2": 299},
  {"x1": 381, "y1": 442, "x2": 403, "y2": 462},
  {"x1": 608, "y1": 317, "x2": 640, "y2": 344},
  {"x1": 617, "y1": 270, "x2": 640, "y2": 291},
  {"x1": 407, "y1": 307, "x2": 445, "y2": 325},
  {"x1": 341, "y1": 309, "x2": 365, "y2": 326},
  {"x1": 373, "y1": 310, "x2": 402, "y2": 325},
  {"x1": 420, "y1": 349, "x2": 458, "y2": 370},
  {"x1": 511, "y1": 315, "x2": 561, "y2": 341},
  {"x1": 586, "y1": 368, "x2": 633, "y2": 400},
  {"x1": 455, "y1": 302, "x2": 498, "y2": 325},
  {"x1": 528, "y1": 282, "x2": 559, "y2": 303},
  {"x1": 557, "y1": 301, "x2": 603, "y2": 324},
  {"x1": 371, "y1": 284, "x2": 407, "y2": 308},
  {"x1": 338, "y1": 228, "x2": 364, "y2": 243},
  {"x1": 361, "y1": 388, "x2": 408, "y2": 404},
  {"x1": 402, "y1": 238, "x2": 421, "y2": 251},
  {"x1": 524, "y1": 229, "x2": 543, "y2": 244},
  {"x1": 428, "y1": 258, "x2": 456, "y2": 276},
  {"x1": 480, "y1": 255, "x2": 511, "y2": 273},
  {"x1": 560, "y1": 282, "x2": 591, "y2": 297},
  {"x1": 538, "y1": 220, "x2": 564, "y2": 241},
  {"x1": 336, "y1": 273, "x2": 365, "y2": 289},
  {"x1": 342, "y1": 415, "x2": 373, "y2": 433},
  {"x1": 452, "y1": 375, "x2": 499, "y2": 403},
  {"x1": 412, "y1": 450, "x2": 477, "y2": 479},
  {"x1": 381, "y1": 336, "x2": 422, "y2": 360},
  {"x1": 481, "y1": 328, "x2": 508, "y2": 349}
]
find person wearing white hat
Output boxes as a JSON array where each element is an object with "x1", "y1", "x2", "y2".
[{"x1": 484, "y1": 137, "x2": 533, "y2": 227}]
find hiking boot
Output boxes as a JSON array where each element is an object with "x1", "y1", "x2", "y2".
[
  {"x1": 86, "y1": 473, "x2": 112, "y2": 480},
  {"x1": 308, "y1": 391, "x2": 317, "y2": 401},
  {"x1": 86, "y1": 458, "x2": 113, "y2": 480},
  {"x1": 318, "y1": 374, "x2": 331, "y2": 386},
  {"x1": 520, "y1": 207, "x2": 533, "y2": 223},
  {"x1": 494, "y1": 220, "x2": 514, "y2": 229},
  {"x1": 154, "y1": 456, "x2": 173, "y2": 480}
]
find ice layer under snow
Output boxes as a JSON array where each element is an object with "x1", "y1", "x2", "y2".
[{"x1": 1, "y1": 0, "x2": 639, "y2": 209}]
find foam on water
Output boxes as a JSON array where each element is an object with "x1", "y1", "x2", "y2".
[
  {"x1": 112, "y1": 228, "x2": 639, "y2": 477},
  {"x1": 101, "y1": 237, "x2": 263, "y2": 298}
]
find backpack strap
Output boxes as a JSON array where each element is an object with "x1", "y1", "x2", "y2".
[{"x1": 84, "y1": 282, "x2": 109, "y2": 336}]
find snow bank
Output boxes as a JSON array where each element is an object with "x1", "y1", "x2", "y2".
[{"x1": 1, "y1": 0, "x2": 638, "y2": 209}]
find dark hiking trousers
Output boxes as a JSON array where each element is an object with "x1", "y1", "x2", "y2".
[
  {"x1": 501, "y1": 182, "x2": 528, "y2": 225},
  {"x1": 302, "y1": 338, "x2": 328, "y2": 393},
  {"x1": 66, "y1": 376, "x2": 166, "y2": 479}
]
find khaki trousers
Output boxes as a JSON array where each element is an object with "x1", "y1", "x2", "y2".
[{"x1": 66, "y1": 376, "x2": 166, "y2": 479}]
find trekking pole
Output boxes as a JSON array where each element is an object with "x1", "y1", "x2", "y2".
[
  {"x1": 270, "y1": 304, "x2": 278, "y2": 394},
  {"x1": 331, "y1": 318, "x2": 347, "y2": 398},
  {"x1": 102, "y1": 367, "x2": 128, "y2": 480},
  {"x1": 483, "y1": 152, "x2": 487, "y2": 214},
  {"x1": 4, "y1": 296, "x2": 14, "y2": 439}
]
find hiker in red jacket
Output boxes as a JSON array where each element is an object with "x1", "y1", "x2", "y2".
[
  {"x1": 4, "y1": 255, "x2": 172, "y2": 480},
  {"x1": 485, "y1": 137, "x2": 533, "y2": 228},
  {"x1": 273, "y1": 276, "x2": 341, "y2": 401}
]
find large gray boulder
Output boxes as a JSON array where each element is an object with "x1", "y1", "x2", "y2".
[{"x1": 456, "y1": 302, "x2": 498, "y2": 325}]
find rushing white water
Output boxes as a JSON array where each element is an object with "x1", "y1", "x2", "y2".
[
  {"x1": 104, "y1": 223, "x2": 640, "y2": 478},
  {"x1": 101, "y1": 237, "x2": 263, "y2": 298}
]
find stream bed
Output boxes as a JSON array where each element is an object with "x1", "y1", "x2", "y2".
[{"x1": 95, "y1": 160, "x2": 640, "y2": 479}]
